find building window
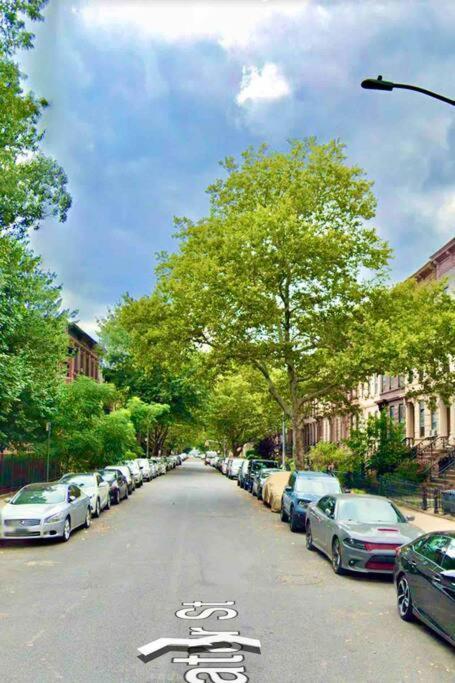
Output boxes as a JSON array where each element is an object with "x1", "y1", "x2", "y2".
[
  {"x1": 389, "y1": 405, "x2": 395, "y2": 421},
  {"x1": 431, "y1": 409, "x2": 438, "y2": 435},
  {"x1": 419, "y1": 401, "x2": 425, "y2": 438},
  {"x1": 398, "y1": 403, "x2": 405, "y2": 424},
  {"x1": 398, "y1": 375, "x2": 405, "y2": 388}
]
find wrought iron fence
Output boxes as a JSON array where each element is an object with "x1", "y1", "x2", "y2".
[{"x1": 0, "y1": 454, "x2": 63, "y2": 494}]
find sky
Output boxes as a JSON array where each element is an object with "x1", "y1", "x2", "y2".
[{"x1": 20, "y1": 0, "x2": 455, "y2": 336}]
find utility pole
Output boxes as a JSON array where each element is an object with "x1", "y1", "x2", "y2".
[{"x1": 46, "y1": 421, "x2": 51, "y2": 481}]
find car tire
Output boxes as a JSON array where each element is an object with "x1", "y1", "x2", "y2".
[
  {"x1": 305, "y1": 522, "x2": 315, "y2": 550},
  {"x1": 84, "y1": 508, "x2": 91, "y2": 529},
  {"x1": 280, "y1": 502, "x2": 289, "y2": 522},
  {"x1": 331, "y1": 537, "x2": 346, "y2": 575},
  {"x1": 289, "y1": 507, "x2": 301, "y2": 533},
  {"x1": 124, "y1": 487, "x2": 129, "y2": 500},
  {"x1": 252, "y1": 488, "x2": 257, "y2": 497},
  {"x1": 105, "y1": 495, "x2": 111, "y2": 511},
  {"x1": 94, "y1": 499, "x2": 101, "y2": 518},
  {"x1": 115, "y1": 491, "x2": 121, "y2": 505},
  {"x1": 397, "y1": 575, "x2": 415, "y2": 622},
  {"x1": 61, "y1": 516, "x2": 71, "y2": 542},
  {"x1": 258, "y1": 490, "x2": 263, "y2": 501}
]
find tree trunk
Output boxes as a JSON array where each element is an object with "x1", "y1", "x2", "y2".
[{"x1": 292, "y1": 412, "x2": 306, "y2": 470}]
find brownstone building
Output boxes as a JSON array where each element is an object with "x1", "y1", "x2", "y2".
[{"x1": 66, "y1": 323, "x2": 101, "y2": 382}]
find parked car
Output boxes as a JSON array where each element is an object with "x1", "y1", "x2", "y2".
[
  {"x1": 137, "y1": 458, "x2": 152, "y2": 482},
  {"x1": 60, "y1": 472, "x2": 110, "y2": 517},
  {"x1": 147, "y1": 459, "x2": 158, "y2": 478},
  {"x1": 395, "y1": 531, "x2": 455, "y2": 646},
  {"x1": 0, "y1": 482, "x2": 91, "y2": 542},
  {"x1": 151, "y1": 457, "x2": 167, "y2": 476},
  {"x1": 242, "y1": 459, "x2": 277, "y2": 492},
  {"x1": 237, "y1": 460, "x2": 250, "y2": 487},
  {"x1": 252, "y1": 467, "x2": 282, "y2": 499},
  {"x1": 262, "y1": 471, "x2": 290, "y2": 511},
  {"x1": 97, "y1": 468, "x2": 129, "y2": 504},
  {"x1": 105, "y1": 465, "x2": 135, "y2": 494},
  {"x1": 305, "y1": 493, "x2": 422, "y2": 575},
  {"x1": 124, "y1": 459, "x2": 143, "y2": 487},
  {"x1": 228, "y1": 458, "x2": 245, "y2": 480},
  {"x1": 221, "y1": 458, "x2": 230, "y2": 475},
  {"x1": 281, "y1": 471, "x2": 342, "y2": 532}
]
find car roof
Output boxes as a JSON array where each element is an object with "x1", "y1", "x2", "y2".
[
  {"x1": 295, "y1": 471, "x2": 335, "y2": 478},
  {"x1": 331, "y1": 493, "x2": 391, "y2": 501},
  {"x1": 23, "y1": 482, "x2": 66, "y2": 490}
]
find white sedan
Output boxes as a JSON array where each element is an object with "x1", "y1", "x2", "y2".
[{"x1": 59, "y1": 473, "x2": 110, "y2": 518}]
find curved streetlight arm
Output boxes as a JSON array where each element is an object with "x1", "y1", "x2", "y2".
[
  {"x1": 361, "y1": 75, "x2": 454, "y2": 106},
  {"x1": 393, "y1": 82, "x2": 455, "y2": 106}
]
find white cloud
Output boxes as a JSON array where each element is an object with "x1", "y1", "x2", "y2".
[
  {"x1": 78, "y1": 0, "x2": 304, "y2": 49},
  {"x1": 236, "y1": 63, "x2": 291, "y2": 105}
]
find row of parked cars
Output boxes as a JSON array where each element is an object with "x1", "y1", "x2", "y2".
[
  {"x1": 0, "y1": 454, "x2": 187, "y2": 543},
  {"x1": 209, "y1": 454, "x2": 455, "y2": 648}
]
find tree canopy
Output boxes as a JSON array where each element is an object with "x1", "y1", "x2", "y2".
[{"x1": 114, "y1": 140, "x2": 455, "y2": 466}]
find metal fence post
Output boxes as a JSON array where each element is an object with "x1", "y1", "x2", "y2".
[
  {"x1": 434, "y1": 488, "x2": 440, "y2": 514},
  {"x1": 422, "y1": 485, "x2": 428, "y2": 511}
]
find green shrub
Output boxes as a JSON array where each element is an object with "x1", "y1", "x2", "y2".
[{"x1": 394, "y1": 458, "x2": 426, "y2": 483}]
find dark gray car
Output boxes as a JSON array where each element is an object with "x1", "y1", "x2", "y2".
[{"x1": 305, "y1": 493, "x2": 423, "y2": 575}]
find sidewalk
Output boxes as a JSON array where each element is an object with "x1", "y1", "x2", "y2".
[{"x1": 398, "y1": 504, "x2": 455, "y2": 533}]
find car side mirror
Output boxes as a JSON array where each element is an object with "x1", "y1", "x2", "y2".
[
  {"x1": 441, "y1": 569, "x2": 455, "y2": 582},
  {"x1": 406, "y1": 514, "x2": 415, "y2": 522},
  {"x1": 69, "y1": 495, "x2": 76, "y2": 503}
]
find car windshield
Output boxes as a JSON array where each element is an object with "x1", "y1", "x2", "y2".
[
  {"x1": 11, "y1": 485, "x2": 67, "y2": 505},
  {"x1": 337, "y1": 498, "x2": 406, "y2": 523},
  {"x1": 60, "y1": 474, "x2": 95, "y2": 488},
  {"x1": 295, "y1": 477, "x2": 341, "y2": 495},
  {"x1": 99, "y1": 471, "x2": 116, "y2": 482}
]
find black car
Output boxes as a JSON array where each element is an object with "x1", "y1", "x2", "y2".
[
  {"x1": 243, "y1": 459, "x2": 277, "y2": 492},
  {"x1": 98, "y1": 469, "x2": 129, "y2": 505},
  {"x1": 394, "y1": 530, "x2": 455, "y2": 646}
]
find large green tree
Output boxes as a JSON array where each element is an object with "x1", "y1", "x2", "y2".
[
  {"x1": 0, "y1": 0, "x2": 71, "y2": 236},
  {"x1": 204, "y1": 367, "x2": 281, "y2": 456},
  {"x1": 0, "y1": 234, "x2": 68, "y2": 447},
  {"x1": 99, "y1": 304, "x2": 205, "y2": 454},
  {"x1": 119, "y1": 140, "x2": 455, "y2": 467}
]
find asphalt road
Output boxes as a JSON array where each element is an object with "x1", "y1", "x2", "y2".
[{"x1": 0, "y1": 460, "x2": 453, "y2": 682}]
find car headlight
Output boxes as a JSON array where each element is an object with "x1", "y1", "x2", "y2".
[
  {"x1": 44, "y1": 513, "x2": 65, "y2": 524},
  {"x1": 344, "y1": 537, "x2": 367, "y2": 550}
]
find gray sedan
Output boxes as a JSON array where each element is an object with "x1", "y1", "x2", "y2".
[
  {"x1": 0, "y1": 482, "x2": 91, "y2": 542},
  {"x1": 305, "y1": 493, "x2": 423, "y2": 575}
]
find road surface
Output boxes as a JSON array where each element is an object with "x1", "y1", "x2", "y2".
[{"x1": 0, "y1": 460, "x2": 453, "y2": 682}]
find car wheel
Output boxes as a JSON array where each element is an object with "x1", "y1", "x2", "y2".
[
  {"x1": 94, "y1": 499, "x2": 101, "y2": 518},
  {"x1": 237, "y1": 480, "x2": 241, "y2": 487},
  {"x1": 115, "y1": 490, "x2": 121, "y2": 505},
  {"x1": 280, "y1": 502, "x2": 289, "y2": 522},
  {"x1": 305, "y1": 522, "x2": 315, "y2": 550},
  {"x1": 105, "y1": 495, "x2": 111, "y2": 511},
  {"x1": 61, "y1": 516, "x2": 71, "y2": 542},
  {"x1": 331, "y1": 537, "x2": 346, "y2": 575},
  {"x1": 124, "y1": 487, "x2": 129, "y2": 500},
  {"x1": 289, "y1": 507, "x2": 301, "y2": 533},
  {"x1": 84, "y1": 508, "x2": 91, "y2": 529},
  {"x1": 397, "y1": 575, "x2": 415, "y2": 622},
  {"x1": 258, "y1": 490, "x2": 263, "y2": 501},
  {"x1": 252, "y1": 488, "x2": 257, "y2": 497}
]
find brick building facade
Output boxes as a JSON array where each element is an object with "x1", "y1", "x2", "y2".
[{"x1": 66, "y1": 323, "x2": 101, "y2": 382}]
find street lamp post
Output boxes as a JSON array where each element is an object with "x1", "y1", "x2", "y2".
[
  {"x1": 361, "y1": 75, "x2": 454, "y2": 106},
  {"x1": 45, "y1": 421, "x2": 51, "y2": 481}
]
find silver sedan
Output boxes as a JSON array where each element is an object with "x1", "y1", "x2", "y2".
[
  {"x1": 305, "y1": 493, "x2": 423, "y2": 575},
  {"x1": 0, "y1": 483, "x2": 91, "y2": 542}
]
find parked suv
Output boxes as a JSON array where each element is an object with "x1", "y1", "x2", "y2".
[
  {"x1": 281, "y1": 471, "x2": 342, "y2": 532},
  {"x1": 242, "y1": 459, "x2": 277, "y2": 492}
]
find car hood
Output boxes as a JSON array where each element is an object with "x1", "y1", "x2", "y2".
[
  {"x1": 338, "y1": 521, "x2": 423, "y2": 543},
  {"x1": 1, "y1": 502, "x2": 68, "y2": 519}
]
